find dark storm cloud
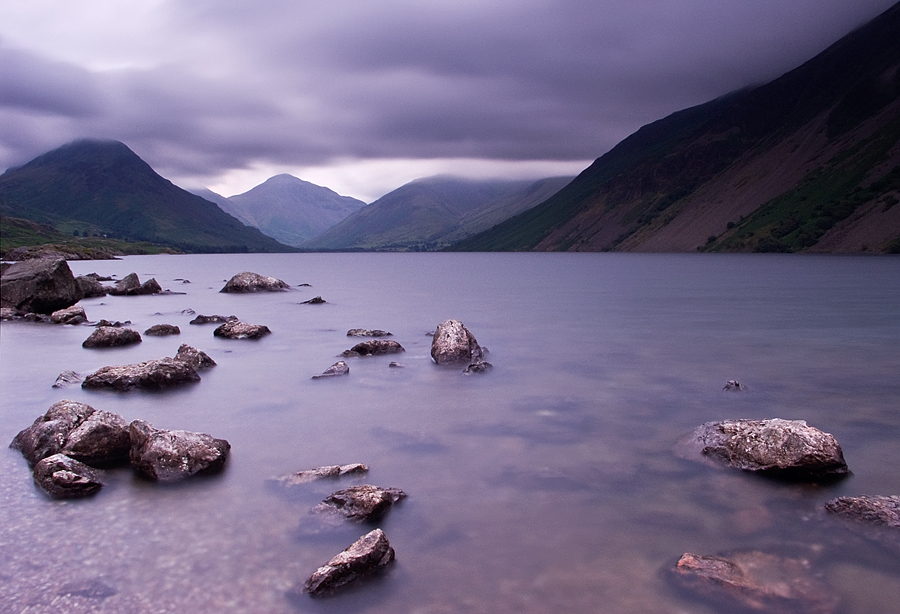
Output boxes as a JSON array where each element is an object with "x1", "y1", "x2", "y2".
[{"x1": 0, "y1": 0, "x2": 897, "y2": 190}]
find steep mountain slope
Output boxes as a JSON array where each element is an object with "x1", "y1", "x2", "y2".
[
  {"x1": 0, "y1": 140, "x2": 291, "y2": 253},
  {"x1": 454, "y1": 2, "x2": 900, "y2": 253},
  {"x1": 302, "y1": 175, "x2": 572, "y2": 251},
  {"x1": 221, "y1": 174, "x2": 366, "y2": 246}
]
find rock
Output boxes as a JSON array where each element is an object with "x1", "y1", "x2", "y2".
[
  {"x1": 388, "y1": 362, "x2": 404, "y2": 368},
  {"x1": 75, "y1": 275, "x2": 110, "y2": 298},
  {"x1": 220, "y1": 271, "x2": 290, "y2": 293},
  {"x1": 190, "y1": 314, "x2": 237, "y2": 325},
  {"x1": 314, "y1": 484, "x2": 407, "y2": 521},
  {"x1": 213, "y1": 320, "x2": 272, "y2": 339},
  {"x1": 144, "y1": 323, "x2": 180, "y2": 336},
  {"x1": 825, "y1": 495, "x2": 900, "y2": 527},
  {"x1": 93, "y1": 319, "x2": 128, "y2": 327},
  {"x1": 131, "y1": 278, "x2": 162, "y2": 295},
  {"x1": 431, "y1": 319, "x2": 484, "y2": 365},
  {"x1": 724, "y1": 379, "x2": 747, "y2": 391},
  {"x1": 269, "y1": 464, "x2": 369, "y2": 488},
  {"x1": 33, "y1": 454, "x2": 104, "y2": 499},
  {"x1": 1, "y1": 306, "x2": 22, "y2": 320},
  {"x1": 678, "y1": 418, "x2": 849, "y2": 480},
  {"x1": 312, "y1": 361, "x2": 349, "y2": 379},
  {"x1": 128, "y1": 420, "x2": 230, "y2": 481},
  {"x1": 82, "y1": 326, "x2": 142, "y2": 348},
  {"x1": 300, "y1": 296, "x2": 326, "y2": 304},
  {"x1": 671, "y1": 551, "x2": 837, "y2": 614},
  {"x1": 108, "y1": 273, "x2": 161, "y2": 296},
  {"x1": 52, "y1": 370, "x2": 85, "y2": 388},
  {"x1": 341, "y1": 339, "x2": 405, "y2": 357},
  {"x1": 0, "y1": 257, "x2": 83, "y2": 314},
  {"x1": 347, "y1": 329, "x2": 392, "y2": 337},
  {"x1": 82, "y1": 357, "x2": 201, "y2": 390},
  {"x1": 173, "y1": 344, "x2": 217, "y2": 369},
  {"x1": 300, "y1": 529, "x2": 395, "y2": 596},
  {"x1": 51, "y1": 305, "x2": 87, "y2": 325},
  {"x1": 463, "y1": 360, "x2": 493, "y2": 374},
  {"x1": 9, "y1": 399, "x2": 130, "y2": 467}
]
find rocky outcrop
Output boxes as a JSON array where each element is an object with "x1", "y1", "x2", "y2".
[
  {"x1": 341, "y1": 340, "x2": 405, "y2": 357},
  {"x1": 144, "y1": 324, "x2": 180, "y2": 336},
  {"x1": 128, "y1": 420, "x2": 230, "y2": 481},
  {"x1": 347, "y1": 329, "x2": 392, "y2": 337},
  {"x1": 678, "y1": 418, "x2": 849, "y2": 480},
  {"x1": 431, "y1": 319, "x2": 491, "y2": 373},
  {"x1": 173, "y1": 344, "x2": 217, "y2": 369},
  {"x1": 9, "y1": 399, "x2": 130, "y2": 467},
  {"x1": 109, "y1": 273, "x2": 161, "y2": 296},
  {"x1": 269, "y1": 464, "x2": 368, "y2": 488},
  {"x1": 300, "y1": 529, "x2": 395, "y2": 596},
  {"x1": 33, "y1": 454, "x2": 104, "y2": 499},
  {"x1": 314, "y1": 484, "x2": 407, "y2": 521},
  {"x1": 825, "y1": 495, "x2": 900, "y2": 527},
  {"x1": 0, "y1": 257, "x2": 83, "y2": 314},
  {"x1": 671, "y1": 551, "x2": 837, "y2": 614},
  {"x1": 312, "y1": 361, "x2": 349, "y2": 379},
  {"x1": 82, "y1": 357, "x2": 201, "y2": 391},
  {"x1": 190, "y1": 314, "x2": 237, "y2": 325},
  {"x1": 213, "y1": 320, "x2": 272, "y2": 339},
  {"x1": 220, "y1": 271, "x2": 290, "y2": 293},
  {"x1": 51, "y1": 305, "x2": 87, "y2": 325},
  {"x1": 82, "y1": 326, "x2": 142, "y2": 348}
]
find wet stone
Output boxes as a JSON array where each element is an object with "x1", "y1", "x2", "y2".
[{"x1": 299, "y1": 528, "x2": 396, "y2": 596}]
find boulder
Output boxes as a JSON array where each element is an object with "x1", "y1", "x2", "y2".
[
  {"x1": 213, "y1": 320, "x2": 272, "y2": 339},
  {"x1": 109, "y1": 273, "x2": 161, "y2": 296},
  {"x1": 51, "y1": 305, "x2": 87, "y2": 325},
  {"x1": 269, "y1": 464, "x2": 368, "y2": 488},
  {"x1": 341, "y1": 339, "x2": 405, "y2": 357},
  {"x1": 671, "y1": 551, "x2": 837, "y2": 614},
  {"x1": 300, "y1": 529, "x2": 395, "y2": 596},
  {"x1": 678, "y1": 418, "x2": 849, "y2": 480},
  {"x1": 190, "y1": 314, "x2": 237, "y2": 325},
  {"x1": 82, "y1": 326, "x2": 142, "y2": 348},
  {"x1": 220, "y1": 271, "x2": 290, "y2": 293},
  {"x1": 144, "y1": 323, "x2": 180, "y2": 336},
  {"x1": 9, "y1": 399, "x2": 130, "y2": 467},
  {"x1": 312, "y1": 361, "x2": 350, "y2": 379},
  {"x1": 173, "y1": 344, "x2": 217, "y2": 369},
  {"x1": 825, "y1": 495, "x2": 900, "y2": 528},
  {"x1": 0, "y1": 257, "x2": 83, "y2": 314},
  {"x1": 431, "y1": 319, "x2": 484, "y2": 365},
  {"x1": 314, "y1": 484, "x2": 407, "y2": 521},
  {"x1": 75, "y1": 275, "x2": 110, "y2": 298},
  {"x1": 33, "y1": 454, "x2": 104, "y2": 499},
  {"x1": 52, "y1": 370, "x2": 85, "y2": 388},
  {"x1": 82, "y1": 357, "x2": 200, "y2": 391},
  {"x1": 128, "y1": 420, "x2": 230, "y2": 481},
  {"x1": 347, "y1": 329, "x2": 392, "y2": 337},
  {"x1": 1, "y1": 307, "x2": 22, "y2": 320}
]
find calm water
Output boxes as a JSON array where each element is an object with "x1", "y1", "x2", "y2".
[{"x1": 1, "y1": 253, "x2": 898, "y2": 614}]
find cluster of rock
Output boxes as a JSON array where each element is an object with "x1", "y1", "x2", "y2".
[
  {"x1": 79, "y1": 344, "x2": 215, "y2": 391},
  {"x1": 9, "y1": 400, "x2": 230, "y2": 498},
  {"x1": 108, "y1": 272, "x2": 161, "y2": 296}
]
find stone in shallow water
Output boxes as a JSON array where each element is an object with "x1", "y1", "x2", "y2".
[
  {"x1": 431, "y1": 318, "x2": 484, "y2": 365},
  {"x1": 268, "y1": 463, "x2": 368, "y2": 488},
  {"x1": 173, "y1": 344, "x2": 217, "y2": 369},
  {"x1": 144, "y1": 323, "x2": 180, "y2": 336},
  {"x1": 312, "y1": 361, "x2": 349, "y2": 379},
  {"x1": 314, "y1": 484, "x2": 407, "y2": 521},
  {"x1": 82, "y1": 326, "x2": 142, "y2": 348},
  {"x1": 213, "y1": 320, "x2": 271, "y2": 339},
  {"x1": 33, "y1": 453, "x2": 104, "y2": 499},
  {"x1": 128, "y1": 419, "x2": 230, "y2": 481},
  {"x1": 299, "y1": 528, "x2": 395, "y2": 596},
  {"x1": 220, "y1": 271, "x2": 289, "y2": 293},
  {"x1": 341, "y1": 340, "x2": 404, "y2": 357},
  {"x1": 82, "y1": 357, "x2": 200, "y2": 390},
  {"x1": 825, "y1": 495, "x2": 900, "y2": 527}
]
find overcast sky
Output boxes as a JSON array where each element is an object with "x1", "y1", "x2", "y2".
[{"x1": 0, "y1": 1, "x2": 895, "y2": 202}]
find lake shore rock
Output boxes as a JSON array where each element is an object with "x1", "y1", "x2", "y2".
[
  {"x1": 190, "y1": 314, "x2": 237, "y2": 325},
  {"x1": 52, "y1": 370, "x2": 85, "y2": 388},
  {"x1": 82, "y1": 326, "x2": 142, "y2": 348},
  {"x1": 431, "y1": 319, "x2": 486, "y2": 370},
  {"x1": 825, "y1": 495, "x2": 900, "y2": 527},
  {"x1": 51, "y1": 305, "x2": 87, "y2": 325},
  {"x1": 0, "y1": 257, "x2": 83, "y2": 314},
  {"x1": 678, "y1": 418, "x2": 849, "y2": 480},
  {"x1": 128, "y1": 419, "x2": 230, "y2": 481},
  {"x1": 109, "y1": 272, "x2": 161, "y2": 296},
  {"x1": 314, "y1": 484, "x2": 407, "y2": 521},
  {"x1": 213, "y1": 320, "x2": 272, "y2": 339},
  {"x1": 33, "y1": 453, "x2": 105, "y2": 499},
  {"x1": 82, "y1": 357, "x2": 200, "y2": 390},
  {"x1": 347, "y1": 329, "x2": 392, "y2": 337},
  {"x1": 173, "y1": 344, "x2": 217, "y2": 369},
  {"x1": 75, "y1": 275, "x2": 110, "y2": 298},
  {"x1": 341, "y1": 340, "x2": 405, "y2": 357},
  {"x1": 300, "y1": 529, "x2": 395, "y2": 596},
  {"x1": 144, "y1": 323, "x2": 180, "y2": 336},
  {"x1": 312, "y1": 361, "x2": 349, "y2": 379},
  {"x1": 269, "y1": 464, "x2": 368, "y2": 488},
  {"x1": 220, "y1": 271, "x2": 290, "y2": 293},
  {"x1": 9, "y1": 399, "x2": 131, "y2": 467},
  {"x1": 671, "y1": 551, "x2": 837, "y2": 614},
  {"x1": 300, "y1": 296, "x2": 326, "y2": 304}
]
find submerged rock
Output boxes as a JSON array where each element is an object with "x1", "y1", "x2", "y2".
[
  {"x1": 173, "y1": 344, "x2": 217, "y2": 369},
  {"x1": 128, "y1": 419, "x2": 230, "y2": 481},
  {"x1": 52, "y1": 370, "x2": 85, "y2": 388},
  {"x1": 341, "y1": 339, "x2": 405, "y2": 357},
  {"x1": 82, "y1": 357, "x2": 200, "y2": 391},
  {"x1": 347, "y1": 329, "x2": 392, "y2": 337},
  {"x1": 300, "y1": 296, "x2": 326, "y2": 304},
  {"x1": 723, "y1": 380, "x2": 747, "y2": 391},
  {"x1": 144, "y1": 323, "x2": 180, "y2": 336},
  {"x1": 0, "y1": 257, "x2": 83, "y2": 314},
  {"x1": 269, "y1": 464, "x2": 368, "y2": 488},
  {"x1": 51, "y1": 305, "x2": 87, "y2": 325},
  {"x1": 300, "y1": 529, "x2": 395, "y2": 596},
  {"x1": 314, "y1": 484, "x2": 407, "y2": 521},
  {"x1": 190, "y1": 314, "x2": 237, "y2": 325},
  {"x1": 220, "y1": 271, "x2": 290, "y2": 293},
  {"x1": 463, "y1": 360, "x2": 493, "y2": 374},
  {"x1": 671, "y1": 551, "x2": 837, "y2": 614},
  {"x1": 678, "y1": 418, "x2": 849, "y2": 480},
  {"x1": 82, "y1": 326, "x2": 142, "y2": 348},
  {"x1": 825, "y1": 495, "x2": 900, "y2": 528},
  {"x1": 213, "y1": 320, "x2": 271, "y2": 339},
  {"x1": 312, "y1": 361, "x2": 350, "y2": 379},
  {"x1": 431, "y1": 319, "x2": 484, "y2": 365},
  {"x1": 33, "y1": 453, "x2": 104, "y2": 499}
]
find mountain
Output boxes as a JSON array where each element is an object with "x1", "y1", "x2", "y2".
[
  {"x1": 454, "y1": 2, "x2": 900, "y2": 253},
  {"x1": 0, "y1": 139, "x2": 292, "y2": 253},
  {"x1": 301, "y1": 175, "x2": 572, "y2": 251},
  {"x1": 218, "y1": 174, "x2": 366, "y2": 247}
]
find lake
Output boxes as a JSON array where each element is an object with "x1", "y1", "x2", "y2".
[{"x1": 1, "y1": 252, "x2": 899, "y2": 613}]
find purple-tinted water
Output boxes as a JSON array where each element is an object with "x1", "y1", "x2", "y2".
[{"x1": 1, "y1": 253, "x2": 898, "y2": 613}]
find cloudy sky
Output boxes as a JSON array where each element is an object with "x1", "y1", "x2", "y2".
[{"x1": 0, "y1": 0, "x2": 895, "y2": 202}]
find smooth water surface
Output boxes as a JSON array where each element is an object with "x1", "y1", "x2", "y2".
[{"x1": 1, "y1": 253, "x2": 899, "y2": 613}]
